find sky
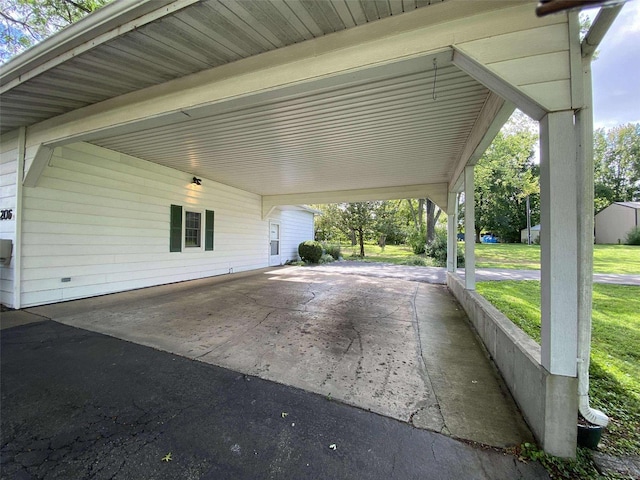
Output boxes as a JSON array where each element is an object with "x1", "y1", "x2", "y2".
[{"x1": 590, "y1": 0, "x2": 640, "y2": 129}]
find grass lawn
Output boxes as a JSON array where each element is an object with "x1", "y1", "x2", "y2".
[
  {"x1": 336, "y1": 242, "x2": 640, "y2": 274},
  {"x1": 338, "y1": 243, "x2": 437, "y2": 266},
  {"x1": 476, "y1": 244, "x2": 640, "y2": 274},
  {"x1": 477, "y1": 281, "x2": 640, "y2": 458}
]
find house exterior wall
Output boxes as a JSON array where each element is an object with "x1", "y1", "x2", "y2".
[
  {"x1": 0, "y1": 131, "x2": 19, "y2": 307},
  {"x1": 595, "y1": 204, "x2": 637, "y2": 244},
  {"x1": 279, "y1": 210, "x2": 315, "y2": 263},
  {"x1": 15, "y1": 142, "x2": 276, "y2": 308}
]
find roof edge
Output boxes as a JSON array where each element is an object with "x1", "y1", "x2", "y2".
[{"x1": 0, "y1": 0, "x2": 184, "y2": 87}]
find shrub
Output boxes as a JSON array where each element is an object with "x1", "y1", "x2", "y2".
[
  {"x1": 323, "y1": 244, "x2": 341, "y2": 260},
  {"x1": 407, "y1": 225, "x2": 427, "y2": 254},
  {"x1": 626, "y1": 226, "x2": 640, "y2": 245},
  {"x1": 319, "y1": 253, "x2": 335, "y2": 264},
  {"x1": 425, "y1": 229, "x2": 465, "y2": 267},
  {"x1": 298, "y1": 240, "x2": 323, "y2": 263},
  {"x1": 402, "y1": 256, "x2": 429, "y2": 266}
]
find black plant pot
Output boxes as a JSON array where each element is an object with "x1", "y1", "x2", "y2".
[{"x1": 577, "y1": 424, "x2": 604, "y2": 449}]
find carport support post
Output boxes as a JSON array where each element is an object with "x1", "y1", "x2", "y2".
[
  {"x1": 540, "y1": 111, "x2": 578, "y2": 376},
  {"x1": 539, "y1": 110, "x2": 579, "y2": 457},
  {"x1": 464, "y1": 166, "x2": 475, "y2": 289},
  {"x1": 447, "y1": 191, "x2": 458, "y2": 272}
]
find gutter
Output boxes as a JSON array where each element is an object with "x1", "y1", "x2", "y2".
[{"x1": 576, "y1": 1, "x2": 624, "y2": 428}]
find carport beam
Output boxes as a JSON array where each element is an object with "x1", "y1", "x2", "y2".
[{"x1": 464, "y1": 166, "x2": 475, "y2": 289}]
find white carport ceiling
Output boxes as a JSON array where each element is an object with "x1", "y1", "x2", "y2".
[{"x1": 91, "y1": 55, "x2": 490, "y2": 196}]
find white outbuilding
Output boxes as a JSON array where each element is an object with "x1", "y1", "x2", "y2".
[
  {"x1": 521, "y1": 224, "x2": 541, "y2": 244},
  {"x1": 595, "y1": 202, "x2": 640, "y2": 244}
]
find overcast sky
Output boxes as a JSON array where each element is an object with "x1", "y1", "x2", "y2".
[{"x1": 590, "y1": 1, "x2": 640, "y2": 129}]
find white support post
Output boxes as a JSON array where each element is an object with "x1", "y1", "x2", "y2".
[
  {"x1": 464, "y1": 166, "x2": 475, "y2": 290},
  {"x1": 446, "y1": 191, "x2": 458, "y2": 273},
  {"x1": 539, "y1": 111, "x2": 578, "y2": 377},
  {"x1": 14, "y1": 127, "x2": 26, "y2": 310}
]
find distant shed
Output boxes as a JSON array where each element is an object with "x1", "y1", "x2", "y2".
[
  {"x1": 521, "y1": 224, "x2": 541, "y2": 244},
  {"x1": 595, "y1": 202, "x2": 640, "y2": 244}
]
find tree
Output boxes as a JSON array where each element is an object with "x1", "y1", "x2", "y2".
[
  {"x1": 373, "y1": 201, "x2": 405, "y2": 246},
  {"x1": 313, "y1": 203, "x2": 355, "y2": 244},
  {"x1": 593, "y1": 124, "x2": 640, "y2": 212},
  {"x1": 474, "y1": 129, "x2": 539, "y2": 243},
  {"x1": 425, "y1": 199, "x2": 442, "y2": 244},
  {"x1": 341, "y1": 202, "x2": 377, "y2": 257},
  {"x1": 1, "y1": 0, "x2": 110, "y2": 62}
]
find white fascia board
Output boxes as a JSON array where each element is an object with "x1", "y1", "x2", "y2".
[
  {"x1": 0, "y1": 0, "x2": 199, "y2": 92},
  {"x1": 24, "y1": 1, "x2": 553, "y2": 151}
]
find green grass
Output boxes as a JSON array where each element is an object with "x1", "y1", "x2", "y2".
[
  {"x1": 476, "y1": 244, "x2": 640, "y2": 274},
  {"x1": 475, "y1": 243, "x2": 541, "y2": 270},
  {"x1": 593, "y1": 245, "x2": 640, "y2": 274},
  {"x1": 477, "y1": 281, "x2": 640, "y2": 458},
  {"x1": 337, "y1": 242, "x2": 640, "y2": 274},
  {"x1": 338, "y1": 243, "x2": 437, "y2": 266}
]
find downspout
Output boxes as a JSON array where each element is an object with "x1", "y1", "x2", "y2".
[{"x1": 576, "y1": 3, "x2": 624, "y2": 427}]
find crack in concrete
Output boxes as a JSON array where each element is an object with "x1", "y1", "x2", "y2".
[
  {"x1": 410, "y1": 284, "x2": 447, "y2": 433},
  {"x1": 203, "y1": 310, "x2": 276, "y2": 357},
  {"x1": 350, "y1": 320, "x2": 365, "y2": 381}
]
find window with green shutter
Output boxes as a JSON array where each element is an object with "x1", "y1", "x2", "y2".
[
  {"x1": 170, "y1": 204, "x2": 182, "y2": 252},
  {"x1": 205, "y1": 210, "x2": 214, "y2": 251}
]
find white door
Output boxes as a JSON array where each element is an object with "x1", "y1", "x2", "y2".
[{"x1": 269, "y1": 221, "x2": 281, "y2": 266}]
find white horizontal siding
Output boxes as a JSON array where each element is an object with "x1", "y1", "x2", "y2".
[
  {"x1": 20, "y1": 142, "x2": 271, "y2": 307},
  {"x1": 278, "y1": 209, "x2": 315, "y2": 262},
  {"x1": 0, "y1": 131, "x2": 18, "y2": 307}
]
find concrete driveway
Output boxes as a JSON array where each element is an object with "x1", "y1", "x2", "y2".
[{"x1": 27, "y1": 264, "x2": 533, "y2": 448}]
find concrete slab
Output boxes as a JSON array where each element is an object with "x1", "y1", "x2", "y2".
[
  {"x1": 0, "y1": 309, "x2": 48, "y2": 330},
  {"x1": 27, "y1": 265, "x2": 534, "y2": 448}
]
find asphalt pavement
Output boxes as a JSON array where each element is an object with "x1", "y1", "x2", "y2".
[{"x1": 0, "y1": 318, "x2": 549, "y2": 480}]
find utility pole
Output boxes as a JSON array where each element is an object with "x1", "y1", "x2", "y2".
[{"x1": 526, "y1": 194, "x2": 532, "y2": 245}]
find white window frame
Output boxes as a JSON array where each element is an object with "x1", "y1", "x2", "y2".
[{"x1": 183, "y1": 208, "x2": 204, "y2": 250}]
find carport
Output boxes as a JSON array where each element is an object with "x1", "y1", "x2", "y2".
[{"x1": 0, "y1": 0, "x2": 623, "y2": 457}]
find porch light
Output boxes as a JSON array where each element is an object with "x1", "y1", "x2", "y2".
[{"x1": 192, "y1": 177, "x2": 202, "y2": 185}]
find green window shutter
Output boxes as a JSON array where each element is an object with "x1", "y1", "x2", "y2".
[
  {"x1": 170, "y1": 204, "x2": 182, "y2": 252},
  {"x1": 205, "y1": 210, "x2": 215, "y2": 251}
]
